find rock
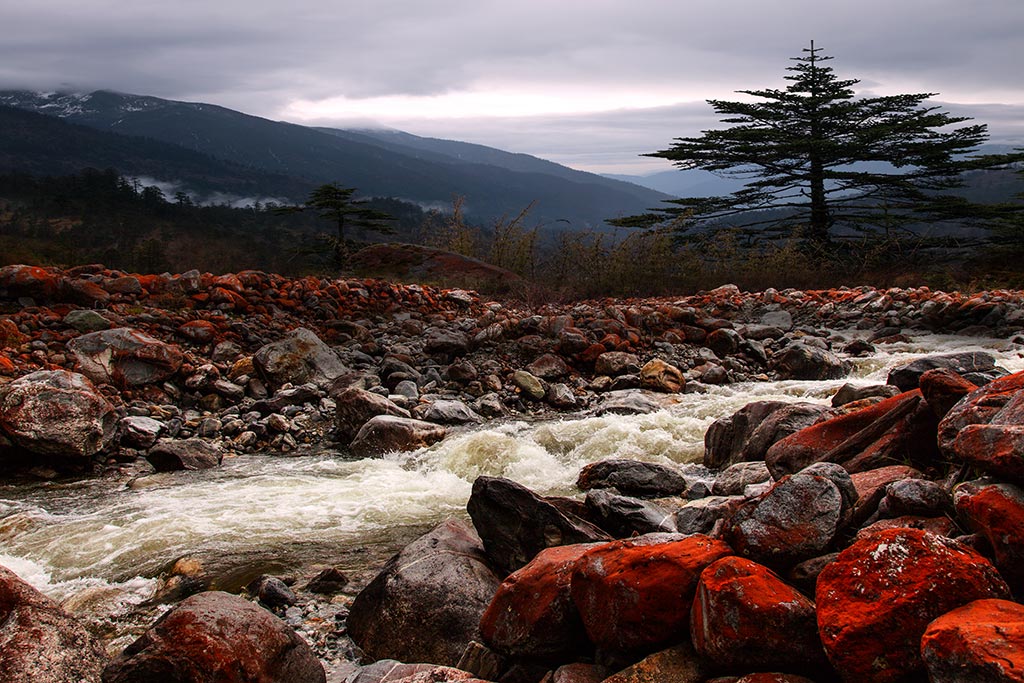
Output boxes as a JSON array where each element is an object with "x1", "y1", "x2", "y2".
[
  {"x1": 952, "y1": 423, "x2": 1024, "y2": 485},
  {"x1": 937, "y1": 370, "x2": 1024, "y2": 454},
  {"x1": 691, "y1": 556, "x2": 829, "y2": 675},
  {"x1": 386, "y1": 666, "x2": 485, "y2": 683},
  {"x1": 0, "y1": 564, "x2": 106, "y2": 683},
  {"x1": 347, "y1": 661, "x2": 445, "y2": 683},
  {"x1": 711, "y1": 461, "x2": 772, "y2": 496},
  {"x1": 68, "y1": 327, "x2": 184, "y2": 387},
  {"x1": 527, "y1": 353, "x2": 571, "y2": 380},
  {"x1": 63, "y1": 308, "x2": 111, "y2": 332},
  {"x1": 639, "y1": 358, "x2": 685, "y2": 393},
  {"x1": 0, "y1": 369, "x2": 118, "y2": 461},
  {"x1": 146, "y1": 438, "x2": 222, "y2": 471},
  {"x1": 771, "y1": 343, "x2": 851, "y2": 381},
  {"x1": 416, "y1": 399, "x2": 484, "y2": 425},
  {"x1": 348, "y1": 519, "x2": 501, "y2": 667},
  {"x1": 334, "y1": 387, "x2": 411, "y2": 443},
  {"x1": 592, "y1": 390, "x2": 662, "y2": 416},
  {"x1": 918, "y1": 368, "x2": 977, "y2": 419},
  {"x1": 848, "y1": 465, "x2": 924, "y2": 528},
  {"x1": 249, "y1": 575, "x2": 297, "y2": 608},
  {"x1": 594, "y1": 352, "x2": 640, "y2": 377},
  {"x1": 761, "y1": 310, "x2": 793, "y2": 330},
  {"x1": 252, "y1": 383, "x2": 321, "y2": 415},
  {"x1": 831, "y1": 382, "x2": 900, "y2": 408},
  {"x1": 584, "y1": 489, "x2": 677, "y2": 538},
  {"x1": 598, "y1": 642, "x2": 708, "y2": 683},
  {"x1": 704, "y1": 401, "x2": 833, "y2": 469},
  {"x1": 349, "y1": 415, "x2": 447, "y2": 458},
  {"x1": 546, "y1": 383, "x2": 579, "y2": 410},
  {"x1": 511, "y1": 370, "x2": 546, "y2": 401},
  {"x1": 765, "y1": 390, "x2": 939, "y2": 478},
  {"x1": 887, "y1": 351, "x2": 999, "y2": 391},
  {"x1": 423, "y1": 327, "x2": 471, "y2": 357},
  {"x1": 541, "y1": 663, "x2": 607, "y2": 683},
  {"x1": 674, "y1": 495, "x2": 744, "y2": 536},
  {"x1": 253, "y1": 327, "x2": 348, "y2": 390},
  {"x1": 706, "y1": 328, "x2": 741, "y2": 357},
  {"x1": 305, "y1": 567, "x2": 349, "y2": 595},
  {"x1": 576, "y1": 459, "x2": 688, "y2": 498},
  {"x1": 726, "y1": 471, "x2": 844, "y2": 570},
  {"x1": 480, "y1": 543, "x2": 595, "y2": 660},
  {"x1": 954, "y1": 479, "x2": 1024, "y2": 597},
  {"x1": 467, "y1": 476, "x2": 611, "y2": 577},
  {"x1": 921, "y1": 598, "x2": 1024, "y2": 683},
  {"x1": 570, "y1": 534, "x2": 732, "y2": 656},
  {"x1": 816, "y1": 528, "x2": 1010, "y2": 683},
  {"x1": 102, "y1": 590, "x2": 325, "y2": 683},
  {"x1": 872, "y1": 478, "x2": 951, "y2": 521},
  {"x1": 120, "y1": 415, "x2": 164, "y2": 449}
]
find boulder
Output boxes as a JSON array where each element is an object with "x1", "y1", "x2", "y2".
[
  {"x1": 887, "y1": 351, "x2": 999, "y2": 392},
  {"x1": 816, "y1": 528, "x2": 1010, "y2": 683},
  {"x1": 349, "y1": 415, "x2": 447, "y2": 459},
  {"x1": 120, "y1": 415, "x2": 165, "y2": 449},
  {"x1": 921, "y1": 598, "x2": 1024, "y2": 683},
  {"x1": 592, "y1": 390, "x2": 662, "y2": 416},
  {"x1": 848, "y1": 465, "x2": 923, "y2": 528},
  {"x1": 63, "y1": 308, "x2": 112, "y2": 332},
  {"x1": 511, "y1": 370, "x2": 546, "y2": 401},
  {"x1": 952, "y1": 423, "x2": 1024, "y2": 485},
  {"x1": 954, "y1": 479, "x2": 1024, "y2": 597},
  {"x1": 423, "y1": 327, "x2": 471, "y2": 357},
  {"x1": 467, "y1": 476, "x2": 610, "y2": 577},
  {"x1": 674, "y1": 495, "x2": 745, "y2": 536},
  {"x1": 765, "y1": 390, "x2": 939, "y2": 478},
  {"x1": 146, "y1": 438, "x2": 222, "y2": 472},
  {"x1": 871, "y1": 478, "x2": 951, "y2": 521},
  {"x1": 576, "y1": 459, "x2": 688, "y2": 498},
  {"x1": 348, "y1": 519, "x2": 501, "y2": 667},
  {"x1": 584, "y1": 489, "x2": 677, "y2": 538},
  {"x1": 918, "y1": 368, "x2": 977, "y2": 418},
  {"x1": 102, "y1": 590, "x2": 325, "y2": 683},
  {"x1": 639, "y1": 358, "x2": 685, "y2": 393},
  {"x1": 480, "y1": 543, "x2": 595, "y2": 660},
  {"x1": 527, "y1": 353, "x2": 571, "y2": 380},
  {"x1": 704, "y1": 401, "x2": 832, "y2": 470},
  {"x1": 68, "y1": 327, "x2": 183, "y2": 387},
  {"x1": 690, "y1": 556, "x2": 829, "y2": 676},
  {"x1": 253, "y1": 327, "x2": 348, "y2": 390},
  {"x1": 416, "y1": 399, "x2": 484, "y2": 425},
  {"x1": 771, "y1": 343, "x2": 851, "y2": 381},
  {"x1": 570, "y1": 534, "x2": 732, "y2": 656},
  {"x1": 831, "y1": 382, "x2": 900, "y2": 408},
  {"x1": 936, "y1": 370, "x2": 1024, "y2": 453},
  {"x1": 594, "y1": 352, "x2": 640, "y2": 377},
  {"x1": 711, "y1": 461, "x2": 772, "y2": 497},
  {"x1": 0, "y1": 565, "x2": 106, "y2": 683},
  {"x1": 0, "y1": 369, "x2": 117, "y2": 459},
  {"x1": 600, "y1": 643, "x2": 709, "y2": 683},
  {"x1": 726, "y1": 471, "x2": 844, "y2": 570},
  {"x1": 334, "y1": 387, "x2": 411, "y2": 443}
]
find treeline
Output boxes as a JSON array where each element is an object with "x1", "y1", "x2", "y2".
[{"x1": 0, "y1": 168, "x2": 429, "y2": 275}]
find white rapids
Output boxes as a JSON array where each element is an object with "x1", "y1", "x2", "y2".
[{"x1": 1, "y1": 333, "x2": 1022, "y2": 611}]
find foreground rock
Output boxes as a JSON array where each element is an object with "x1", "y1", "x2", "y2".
[
  {"x1": 0, "y1": 369, "x2": 117, "y2": 460},
  {"x1": 953, "y1": 479, "x2": 1024, "y2": 597},
  {"x1": 816, "y1": 528, "x2": 1010, "y2": 682},
  {"x1": 348, "y1": 519, "x2": 501, "y2": 667},
  {"x1": 0, "y1": 564, "x2": 107, "y2": 683},
  {"x1": 920, "y1": 598, "x2": 1024, "y2": 683},
  {"x1": 348, "y1": 415, "x2": 447, "y2": 458},
  {"x1": 887, "y1": 351, "x2": 1000, "y2": 391}
]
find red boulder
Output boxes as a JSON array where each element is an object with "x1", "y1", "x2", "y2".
[
  {"x1": 954, "y1": 480, "x2": 1024, "y2": 597},
  {"x1": 921, "y1": 598, "x2": 1024, "y2": 683}
]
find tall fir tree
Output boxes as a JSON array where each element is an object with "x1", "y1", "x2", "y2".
[{"x1": 616, "y1": 42, "x2": 1023, "y2": 244}]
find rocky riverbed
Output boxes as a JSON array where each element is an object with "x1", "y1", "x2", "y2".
[{"x1": 3, "y1": 263, "x2": 1024, "y2": 682}]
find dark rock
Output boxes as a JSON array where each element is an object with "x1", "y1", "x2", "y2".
[
  {"x1": 349, "y1": 415, "x2": 446, "y2": 459},
  {"x1": 68, "y1": 327, "x2": 184, "y2": 387},
  {"x1": 249, "y1": 575, "x2": 296, "y2": 608},
  {"x1": 599, "y1": 643, "x2": 708, "y2": 683},
  {"x1": 253, "y1": 327, "x2": 348, "y2": 390},
  {"x1": 102, "y1": 590, "x2": 325, "y2": 683},
  {"x1": 348, "y1": 519, "x2": 501, "y2": 667},
  {"x1": 704, "y1": 401, "x2": 832, "y2": 470},
  {"x1": 305, "y1": 567, "x2": 349, "y2": 595},
  {"x1": 335, "y1": 387, "x2": 411, "y2": 443},
  {"x1": 467, "y1": 476, "x2": 611, "y2": 577},
  {"x1": 830, "y1": 382, "x2": 900, "y2": 408},
  {"x1": 576, "y1": 459, "x2": 688, "y2": 498},
  {"x1": 146, "y1": 438, "x2": 222, "y2": 471},
  {"x1": 424, "y1": 327, "x2": 471, "y2": 357},
  {"x1": 63, "y1": 308, "x2": 111, "y2": 332},
  {"x1": 711, "y1": 461, "x2": 772, "y2": 497},
  {"x1": 594, "y1": 352, "x2": 640, "y2": 377},
  {"x1": 0, "y1": 564, "x2": 106, "y2": 683},
  {"x1": 674, "y1": 495, "x2": 745, "y2": 536},
  {"x1": 252, "y1": 383, "x2": 321, "y2": 416},
  {"x1": 887, "y1": 351, "x2": 999, "y2": 392},
  {"x1": 918, "y1": 368, "x2": 978, "y2": 419},
  {"x1": 526, "y1": 353, "x2": 571, "y2": 380},
  {"x1": 584, "y1": 489, "x2": 677, "y2": 538},
  {"x1": 771, "y1": 342, "x2": 851, "y2": 381},
  {"x1": 120, "y1": 415, "x2": 164, "y2": 449}
]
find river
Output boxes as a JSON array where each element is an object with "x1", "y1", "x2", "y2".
[{"x1": 1, "y1": 333, "x2": 1021, "y2": 645}]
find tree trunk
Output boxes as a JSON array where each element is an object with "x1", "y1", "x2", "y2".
[{"x1": 808, "y1": 155, "x2": 829, "y2": 243}]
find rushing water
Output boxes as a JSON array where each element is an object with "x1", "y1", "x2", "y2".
[{"x1": 1, "y1": 333, "x2": 1022, "y2": 623}]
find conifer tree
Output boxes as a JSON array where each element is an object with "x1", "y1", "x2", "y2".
[{"x1": 616, "y1": 42, "x2": 1022, "y2": 244}]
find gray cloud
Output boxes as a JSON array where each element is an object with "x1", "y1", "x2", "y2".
[{"x1": 1, "y1": 0, "x2": 1021, "y2": 171}]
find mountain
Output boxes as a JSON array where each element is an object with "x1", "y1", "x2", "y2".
[
  {"x1": 0, "y1": 90, "x2": 669, "y2": 230},
  {"x1": 605, "y1": 169, "x2": 746, "y2": 198}
]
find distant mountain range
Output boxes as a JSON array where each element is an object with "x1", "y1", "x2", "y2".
[{"x1": 0, "y1": 90, "x2": 669, "y2": 230}]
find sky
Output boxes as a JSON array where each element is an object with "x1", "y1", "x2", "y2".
[{"x1": 2, "y1": 0, "x2": 1023, "y2": 174}]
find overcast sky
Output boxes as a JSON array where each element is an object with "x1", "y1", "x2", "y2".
[{"x1": 2, "y1": 0, "x2": 1022, "y2": 173}]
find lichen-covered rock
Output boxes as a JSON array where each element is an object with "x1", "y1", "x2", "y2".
[
  {"x1": 253, "y1": 327, "x2": 348, "y2": 390},
  {"x1": 704, "y1": 401, "x2": 832, "y2": 470},
  {"x1": 68, "y1": 327, "x2": 183, "y2": 387},
  {"x1": 349, "y1": 415, "x2": 446, "y2": 458},
  {"x1": 691, "y1": 556, "x2": 829, "y2": 676},
  {"x1": 937, "y1": 370, "x2": 1024, "y2": 454},
  {"x1": 816, "y1": 528, "x2": 1010, "y2": 683},
  {"x1": 570, "y1": 534, "x2": 732, "y2": 656},
  {"x1": 921, "y1": 598, "x2": 1024, "y2": 683},
  {"x1": 102, "y1": 590, "x2": 325, "y2": 683},
  {"x1": 952, "y1": 423, "x2": 1024, "y2": 485},
  {"x1": 0, "y1": 565, "x2": 107, "y2": 683},
  {"x1": 348, "y1": 519, "x2": 501, "y2": 667},
  {"x1": 0, "y1": 369, "x2": 116, "y2": 459},
  {"x1": 888, "y1": 351, "x2": 998, "y2": 392},
  {"x1": 953, "y1": 479, "x2": 1024, "y2": 597},
  {"x1": 480, "y1": 543, "x2": 595, "y2": 660},
  {"x1": 918, "y1": 368, "x2": 977, "y2": 418}
]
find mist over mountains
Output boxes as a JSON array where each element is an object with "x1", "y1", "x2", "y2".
[{"x1": 0, "y1": 89, "x2": 669, "y2": 231}]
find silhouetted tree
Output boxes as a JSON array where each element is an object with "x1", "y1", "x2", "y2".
[{"x1": 281, "y1": 182, "x2": 394, "y2": 266}]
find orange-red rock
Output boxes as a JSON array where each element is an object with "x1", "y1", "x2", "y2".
[
  {"x1": 937, "y1": 370, "x2": 1024, "y2": 453},
  {"x1": 953, "y1": 424, "x2": 1024, "y2": 485},
  {"x1": 480, "y1": 543, "x2": 595, "y2": 660},
  {"x1": 920, "y1": 598, "x2": 1024, "y2": 683},
  {"x1": 817, "y1": 528, "x2": 1010, "y2": 683},
  {"x1": 954, "y1": 480, "x2": 1024, "y2": 597},
  {"x1": 570, "y1": 534, "x2": 732, "y2": 656},
  {"x1": 690, "y1": 556, "x2": 828, "y2": 676},
  {"x1": 918, "y1": 368, "x2": 977, "y2": 419}
]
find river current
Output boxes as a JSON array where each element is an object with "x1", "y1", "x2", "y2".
[{"x1": 1, "y1": 333, "x2": 1022, "y2": 630}]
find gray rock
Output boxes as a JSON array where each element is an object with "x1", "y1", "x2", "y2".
[
  {"x1": 545, "y1": 383, "x2": 578, "y2": 410},
  {"x1": 0, "y1": 369, "x2": 117, "y2": 459},
  {"x1": 63, "y1": 308, "x2": 111, "y2": 332},
  {"x1": 423, "y1": 327, "x2": 471, "y2": 357},
  {"x1": 712, "y1": 461, "x2": 772, "y2": 497},
  {"x1": 349, "y1": 415, "x2": 446, "y2": 458},
  {"x1": 888, "y1": 352, "x2": 1000, "y2": 392},
  {"x1": 831, "y1": 382, "x2": 900, "y2": 407},
  {"x1": 577, "y1": 458, "x2": 688, "y2": 498},
  {"x1": 761, "y1": 310, "x2": 794, "y2": 330},
  {"x1": 772, "y1": 342, "x2": 852, "y2": 381},
  {"x1": 120, "y1": 415, "x2": 165, "y2": 449},
  {"x1": 674, "y1": 495, "x2": 745, "y2": 536},
  {"x1": 334, "y1": 388, "x2": 411, "y2": 443},
  {"x1": 348, "y1": 519, "x2": 501, "y2": 668},
  {"x1": 703, "y1": 400, "x2": 789, "y2": 469},
  {"x1": 593, "y1": 389, "x2": 662, "y2": 416},
  {"x1": 146, "y1": 438, "x2": 222, "y2": 471},
  {"x1": 584, "y1": 489, "x2": 677, "y2": 538},
  {"x1": 594, "y1": 352, "x2": 640, "y2": 377},
  {"x1": 68, "y1": 327, "x2": 184, "y2": 387},
  {"x1": 415, "y1": 400, "x2": 483, "y2": 425},
  {"x1": 253, "y1": 327, "x2": 349, "y2": 390},
  {"x1": 0, "y1": 565, "x2": 106, "y2": 683}
]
